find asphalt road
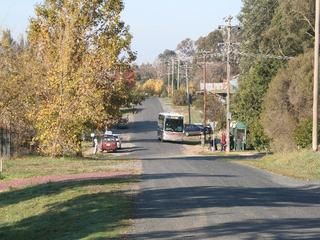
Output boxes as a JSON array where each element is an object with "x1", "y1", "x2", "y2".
[{"x1": 127, "y1": 98, "x2": 320, "y2": 240}]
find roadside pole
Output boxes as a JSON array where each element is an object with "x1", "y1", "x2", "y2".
[
  {"x1": 171, "y1": 58, "x2": 175, "y2": 96},
  {"x1": 167, "y1": 62, "x2": 171, "y2": 96},
  {"x1": 226, "y1": 16, "x2": 232, "y2": 153},
  {"x1": 203, "y1": 53, "x2": 208, "y2": 144},
  {"x1": 177, "y1": 58, "x2": 180, "y2": 90},
  {"x1": 313, "y1": 0, "x2": 320, "y2": 152},
  {"x1": 203, "y1": 53, "x2": 207, "y2": 127},
  {"x1": 185, "y1": 62, "x2": 191, "y2": 124}
]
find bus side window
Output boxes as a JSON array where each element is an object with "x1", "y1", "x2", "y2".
[{"x1": 158, "y1": 115, "x2": 164, "y2": 129}]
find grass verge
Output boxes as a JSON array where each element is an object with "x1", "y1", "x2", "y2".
[
  {"x1": 0, "y1": 177, "x2": 138, "y2": 240},
  {"x1": 0, "y1": 155, "x2": 139, "y2": 180},
  {"x1": 236, "y1": 150, "x2": 320, "y2": 180},
  {"x1": 201, "y1": 151, "x2": 260, "y2": 156}
]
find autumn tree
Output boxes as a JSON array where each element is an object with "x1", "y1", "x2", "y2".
[
  {"x1": 141, "y1": 79, "x2": 164, "y2": 97},
  {"x1": 0, "y1": 30, "x2": 34, "y2": 151},
  {"x1": 28, "y1": 0, "x2": 135, "y2": 156}
]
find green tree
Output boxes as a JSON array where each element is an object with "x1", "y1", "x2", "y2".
[
  {"x1": 135, "y1": 63, "x2": 158, "y2": 82},
  {"x1": 262, "y1": 50, "x2": 314, "y2": 151},
  {"x1": 234, "y1": 0, "x2": 316, "y2": 151},
  {"x1": 232, "y1": 59, "x2": 281, "y2": 149},
  {"x1": 261, "y1": 0, "x2": 314, "y2": 57},
  {"x1": 176, "y1": 38, "x2": 195, "y2": 58},
  {"x1": 157, "y1": 49, "x2": 177, "y2": 87},
  {"x1": 232, "y1": 0, "x2": 315, "y2": 150},
  {"x1": 194, "y1": 94, "x2": 226, "y2": 130},
  {"x1": 196, "y1": 30, "x2": 223, "y2": 53},
  {"x1": 158, "y1": 49, "x2": 177, "y2": 62}
]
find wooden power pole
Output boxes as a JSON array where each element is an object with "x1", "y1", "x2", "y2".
[
  {"x1": 313, "y1": 0, "x2": 320, "y2": 152},
  {"x1": 167, "y1": 62, "x2": 171, "y2": 95},
  {"x1": 185, "y1": 62, "x2": 191, "y2": 124},
  {"x1": 171, "y1": 58, "x2": 175, "y2": 96},
  {"x1": 177, "y1": 58, "x2": 180, "y2": 90},
  {"x1": 226, "y1": 16, "x2": 232, "y2": 153},
  {"x1": 203, "y1": 53, "x2": 207, "y2": 127}
]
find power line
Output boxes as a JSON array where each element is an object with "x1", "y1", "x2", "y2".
[{"x1": 238, "y1": 52, "x2": 293, "y2": 61}]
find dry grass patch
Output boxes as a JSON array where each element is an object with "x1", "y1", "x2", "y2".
[
  {"x1": 0, "y1": 155, "x2": 140, "y2": 181},
  {"x1": 237, "y1": 151, "x2": 320, "y2": 180},
  {"x1": 0, "y1": 178, "x2": 138, "y2": 240}
]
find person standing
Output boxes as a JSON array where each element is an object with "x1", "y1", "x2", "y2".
[
  {"x1": 93, "y1": 136, "x2": 99, "y2": 155},
  {"x1": 213, "y1": 135, "x2": 218, "y2": 151},
  {"x1": 220, "y1": 133, "x2": 226, "y2": 152}
]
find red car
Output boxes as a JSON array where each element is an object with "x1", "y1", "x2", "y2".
[{"x1": 100, "y1": 135, "x2": 117, "y2": 153}]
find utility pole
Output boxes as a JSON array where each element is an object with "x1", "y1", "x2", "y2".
[
  {"x1": 171, "y1": 58, "x2": 175, "y2": 96},
  {"x1": 185, "y1": 62, "x2": 191, "y2": 124},
  {"x1": 203, "y1": 53, "x2": 207, "y2": 127},
  {"x1": 167, "y1": 62, "x2": 171, "y2": 96},
  {"x1": 225, "y1": 16, "x2": 232, "y2": 153},
  {"x1": 177, "y1": 58, "x2": 180, "y2": 90},
  {"x1": 313, "y1": 0, "x2": 320, "y2": 152}
]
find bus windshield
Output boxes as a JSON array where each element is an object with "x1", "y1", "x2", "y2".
[{"x1": 165, "y1": 119, "x2": 184, "y2": 132}]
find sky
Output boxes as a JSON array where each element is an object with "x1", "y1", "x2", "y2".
[{"x1": 0, "y1": 0, "x2": 243, "y2": 64}]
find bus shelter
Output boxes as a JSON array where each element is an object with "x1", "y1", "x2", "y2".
[{"x1": 230, "y1": 121, "x2": 247, "y2": 151}]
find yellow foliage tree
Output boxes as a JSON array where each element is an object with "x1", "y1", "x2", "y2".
[
  {"x1": 141, "y1": 79, "x2": 164, "y2": 97},
  {"x1": 27, "y1": 0, "x2": 135, "y2": 156},
  {"x1": 0, "y1": 30, "x2": 34, "y2": 151},
  {"x1": 0, "y1": 1, "x2": 142, "y2": 157}
]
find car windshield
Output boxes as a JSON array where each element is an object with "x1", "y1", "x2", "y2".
[
  {"x1": 185, "y1": 125, "x2": 200, "y2": 131},
  {"x1": 104, "y1": 137, "x2": 114, "y2": 142},
  {"x1": 165, "y1": 119, "x2": 183, "y2": 132}
]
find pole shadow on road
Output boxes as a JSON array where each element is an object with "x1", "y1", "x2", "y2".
[
  {"x1": 128, "y1": 218, "x2": 320, "y2": 239},
  {"x1": 122, "y1": 139, "x2": 160, "y2": 144},
  {"x1": 140, "y1": 154, "x2": 265, "y2": 161},
  {"x1": 128, "y1": 182, "x2": 320, "y2": 239},
  {"x1": 122, "y1": 121, "x2": 158, "y2": 134},
  {"x1": 118, "y1": 146, "x2": 147, "y2": 153},
  {"x1": 140, "y1": 172, "x2": 238, "y2": 180}
]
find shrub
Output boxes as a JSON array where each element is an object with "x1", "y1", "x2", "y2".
[
  {"x1": 172, "y1": 89, "x2": 188, "y2": 106},
  {"x1": 293, "y1": 118, "x2": 320, "y2": 149},
  {"x1": 262, "y1": 50, "x2": 314, "y2": 151},
  {"x1": 193, "y1": 94, "x2": 226, "y2": 130},
  {"x1": 248, "y1": 122, "x2": 271, "y2": 152},
  {"x1": 0, "y1": 172, "x2": 5, "y2": 180}
]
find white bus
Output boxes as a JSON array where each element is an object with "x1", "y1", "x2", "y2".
[{"x1": 158, "y1": 112, "x2": 184, "y2": 142}]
